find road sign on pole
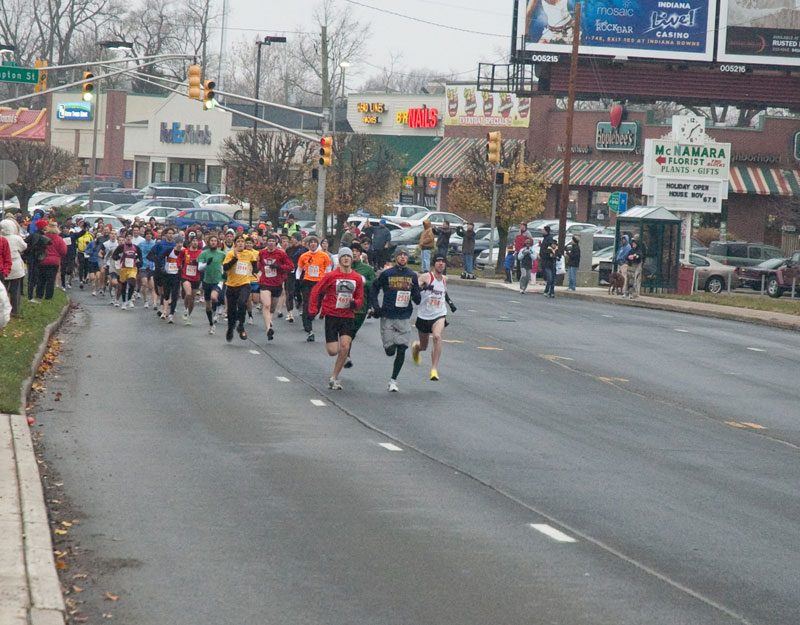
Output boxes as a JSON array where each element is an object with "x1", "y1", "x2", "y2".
[
  {"x1": 0, "y1": 65, "x2": 39, "y2": 84},
  {"x1": 608, "y1": 191, "x2": 628, "y2": 213}
]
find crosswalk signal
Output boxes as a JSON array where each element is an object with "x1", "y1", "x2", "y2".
[
  {"x1": 188, "y1": 65, "x2": 202, "y2": 100},
  {"x1": 82, "y1": 71, "x2": 95, "y2": 102},
  {"x1": 34, "y1": 60, "x2": 47, "y2": 93},
  {"x1": 319, "y1": 136, "x2": 333, "y2": 167},
  {"x1": 487, "y1": 131, "x2": 502, "y2": 164},
  {"x1": 495, "y1": 170, "x2": 510, "y2": 185},
  {"x1": 203, "y1": 79, "x2": 216, "y2": 109}
]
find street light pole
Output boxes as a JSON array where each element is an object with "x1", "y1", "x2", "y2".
[
  {"x1": 254, "y1": 36, "x2": 287, "y2": 134},
  {"x1": 335, "y1": 61, "x2": 350, "y2": 135}
]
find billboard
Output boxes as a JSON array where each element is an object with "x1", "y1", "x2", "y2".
[
  {"x1": 56, "y1": 102, "x2": 92, "y2": 121},
  {"x1": 444, "y1": 86, "x2": 531, "y2": 127},
  {"x1": 717, "y1": 0, "x2": 800, "y2": 66},
  {"x1": 519, "y1": 0, "x2": 716, "y2": 61}
]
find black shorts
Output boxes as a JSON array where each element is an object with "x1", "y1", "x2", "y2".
[
  {"x1": 324, "y1": 315, "x2": 355, "y2": 343},
  {"x1": 415, "y1": 315, "x2": 448, "y2": 334},
  {"x1": 203, "y1": 283, "x2": 222, "y2": 300},
  {"x1": 261, "y1": 284, "x2": 283, "y2": 298},
  {"x1": 184, "y1": 279, "x2": 201, "y2": 291},
  {"x1": 87, "y1": 261, "x2": 100, "y2": 273},
  {"x1": 154, "y1": 269, "x2": 166, "y2": 288}
]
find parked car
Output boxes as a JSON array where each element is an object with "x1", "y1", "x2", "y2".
[
  {"x1": 278, "y1": 199, "x2": 313, "y2": 222},
  {"x1": 593, "y1": 245, "x2": 615, "y2": 284},
  {"x1": 170, "y1": 208, "x2": 248, "y2": 231},
  {"x1": 475, "y1": 246, "x2": 501, "y2": 270},
  {"x1": 129, "y1": 206, "x2": 179, "y2": 224},
  {"x1": 381, "y1": 203, "x2": 429, "y2": 225},
  {"x1": 70, "y1": 175, "x2": 125, "y2": 193},
  {"x1": 734, "y1": 257, "x2": 788, "y2": 291},
  {"x1": 140, "y1": 181, "x2": 210, "y2": 194},
  {"x1": 116, "y1": 198, "x2": 199, "y2": 221},
  {"x1": 71, "y1": 213, "x2": 125, "y2": 231},
  {"x1": 403, "y1": 211, "x2": 466, "y2": 229},
  {"x1": 761, "y1": 251, "x2": 800, "y2": 297},
  {"x1": 197, "y1": 194, "x2": 249, "y2": 220},
  {"x1": 139, "y1": 185, "x2": 203, "y2": 200},
  {"x1": 386, "y1": 225, "x2": 425, "y2": 261},
  {"x1": 102, "y1": 203, "x2": 133, "y2": 214},
  {"x1": 346, "y1": 216, "x2": 403, "y2": 235},
  {"x1": 706, "y1": 241, "x2": 783, "y2": 267},
  {"x1": 686, "y1": 254, "x2": 737, "y2": 293},
  {"x1": 26, "y1": 193, "x2": 68, "y2": 214}
]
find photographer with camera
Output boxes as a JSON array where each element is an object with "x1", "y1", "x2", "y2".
[{"x1": 411, "y1": 254, "x2": 456, "y2": 381}]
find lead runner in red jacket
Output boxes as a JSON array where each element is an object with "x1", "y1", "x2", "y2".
[
  {"x1": 258, "y1": 234, "x2": 295, "y2": 341},
  {"x1": 308, "y1": 247, "x2": 364, "y2": 390}
]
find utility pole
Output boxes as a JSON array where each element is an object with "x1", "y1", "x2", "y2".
[
  {"x1": 486, "y1": 164, "x2": 499, "y2": 276},
  {"x1": 557, "y1": 1, "x2": 581, "y2": 255},
  {"x1": 315, "y1": 24, "x2": 329, "y2": 239}
]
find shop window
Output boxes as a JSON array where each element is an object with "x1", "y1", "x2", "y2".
[
  {"x1": 207, "y1": 166, "x2": 223, "y2": 193},
  {"x1": 566, "y1": 190, "x2": 578, "y2": 219},
  {"x1": 151, "y1": 162, "x2": 166, "y2": 183},
  {"x1": 135, "y1": 162, "x2": 149, "y2": 189},
  {"x1": 590, "y1": 191, "x2": 611, "y2": 223}
]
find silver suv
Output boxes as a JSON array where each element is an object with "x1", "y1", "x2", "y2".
[{"x1": 707, "y1": 241, "x2": 783, "y2": 268}]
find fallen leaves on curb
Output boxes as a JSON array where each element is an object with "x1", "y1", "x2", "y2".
[
  {"x1": 55, "y1": 559, "x2": 67, "y2": 570},
  {"x1": 105, "y1": 592, "x2": 119, "y2": 601}
]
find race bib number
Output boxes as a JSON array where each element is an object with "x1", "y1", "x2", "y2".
[
  {"x1": 166, "y1": 261, "x2": 178, "y2": 274},
  {"x1": 186, "y1": 265, "x2": 197, "y2": 277},
  {"x1": 124, "y1": 257, "x2": 135, "y2": 268},
  {"x1": 307, "y1": 265, "x2": 320, "y2": 278},
  {"x1": 430, "y1": 296, "x2": 442, "y2": 309},
  {"x1": 395, "y1": 290, "x2": 411, "y2": 308},
  {"x1": 263, "y1": 264, "x2": 277, "y2": 277},
  {"x1": 336, "y1": 293, "x2": 352, "y2": 309},
  {"x1": 64, "y1": 237, "x2": 71, "y2": 246},
  {"x1": 235, "y1": 260, "x2": 249, "y2": 276}
]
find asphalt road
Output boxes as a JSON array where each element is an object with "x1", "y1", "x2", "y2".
[{"x1": 34, "y1": 284, "x2": 800, "y2": 625}]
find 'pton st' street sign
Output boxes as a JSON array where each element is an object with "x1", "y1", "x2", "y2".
[{"x1": 0, "y1": 64, "x2": 39, "y2": 84}]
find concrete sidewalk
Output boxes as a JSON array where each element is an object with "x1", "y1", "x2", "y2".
[{"x1": 447, "y1": 275, "x2": 800, "y2": 333}]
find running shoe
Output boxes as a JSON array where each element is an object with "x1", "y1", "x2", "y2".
[
  {"x1": 92, "y1": 291, "x2": 97, "y2": 296},
  {"x1": 167, "y1": 314, "x2": 174, "y2": 324},
  {"x1": 128, "y1": 301, "x2": 134, "y2": 310},
  {"x1": 114, "y1": 300, "x2": 120, "y2": 307},
  {"x1": 328, "y1": 378, "x2": 343, "y2": 390},
  {"x1": 277, "y1": 312, "x2": 283, "y2": 318},
  {"x1": 99, "y1": 289, "x2": 104, "y2": 296},
  {"x1": 184, "y1": 316, "x2": 192, "y2": 326},
  {"x1": 144, "y1": 301, "x2": 149, "y2": 309},
  {"x1": 226, "y1": 327, "x2": 234, "y2": 342},
  {"x1": 66, "y1": 283, "x2": 72, "y2": 290},
  {"x1": 267, "y1": 326, "x2": 274, "y2": 341},
  {"x1": 208, "y1": 325, "x2": 215, "y2": 335},
  {"x1": 238, "y1": 325, "x2": 247, "y2": 340},
  {"x1": 79, "y1": 281, "x2": 84, "y2": 290},
  {"x1": 306, "y1": 332, "x2": 315, "y2": 342},
  {"x1": 411, "y1": 341, "x2": 421, "y2": 365},
  {"x1": 430, "y1": 369, "x2": 439, "y2": 381},
  {"x1": 387, "y1": 380, "x2": 399, "y2": 393},
  {"x1": 344, "y1": 357, "x2": 353, "y2": 369},
  {"x1": 287, "y1": 313, "x2": 294, "y2": 323},
  {"x1": 182, "y1": 312, "x2": 188, "y2": 322},
  {"x1": 247, "y1": 315, "x2": 254, "y2": 325},
  {"x1": 120, "y1": 302, "x2": 127, "y2": 311}
]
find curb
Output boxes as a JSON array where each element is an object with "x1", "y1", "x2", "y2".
[
  {"x1": 446, "y1": 276, "x2": 800, "y2": 333},
  {"x1": 14, "y1": 299, "x2": 70, "y2": 625}
]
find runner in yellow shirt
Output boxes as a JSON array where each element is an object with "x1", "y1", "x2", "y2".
[{"x1": 222, "y1": 236, "x2": 258, "y2": 342}]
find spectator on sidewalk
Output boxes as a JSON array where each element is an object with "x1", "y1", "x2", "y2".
[
  {"x1": 503, "y1": 246, "x2": 515, "y2": 283},
  {"x1": 516, "y1": 238, "x2": 536, "y2": 293},
  {"x1": 615, "y1": 233, "x2": 631, "y2": 295},
  {"x1": 38, "y1": 222, "x2": 67, "y2": 300},
  {"x1": 625, "y1": 238, "x2": 643, "y2": 299},
  {"x1": 418, "y1": 219, "x2": 435, "y2": 272},
  {"x1": 459, "y1": 222, "x2": 476, "y2": 278},
  {"x1": 514, "y1": 222, "x2": 532, "y2": 281},
  {"x1": 434, "y1": 220, "x2": 452, "y2": 264},
  {"x1": 541, "y1": 240, "x2": 558, "y2": 298},
  {"x1": 566, "y1": 235, "x2": 581, "y2": 291},
  {"x1": 24, "y1": 219, "x2": 51, "y2": 303},
  {"x1": 370, "y1": 219, "x2": 392, "y2": 269}
]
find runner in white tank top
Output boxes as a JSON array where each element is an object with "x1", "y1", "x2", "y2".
[{"x1": 412, "y1": 254, "x2": 456, "y2": 381}]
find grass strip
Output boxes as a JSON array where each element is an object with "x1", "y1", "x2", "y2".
[{"x1": 651, "y1": 292, "x2": 800, "y2": 316}]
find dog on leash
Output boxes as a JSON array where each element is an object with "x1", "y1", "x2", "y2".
[{"x1": 608, "y1": 271, "x2": 625, "y2": 295}]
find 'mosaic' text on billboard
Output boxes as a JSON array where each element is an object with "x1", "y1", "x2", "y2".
[{"x1": 519, "y1": 0, "x2": 716, "y2": 62}]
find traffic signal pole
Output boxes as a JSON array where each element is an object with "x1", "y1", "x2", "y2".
[{"x1": 486, "y1": 163, "x2": 499, "y2": 276}]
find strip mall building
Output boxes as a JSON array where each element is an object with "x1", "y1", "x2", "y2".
[{"x1": 409, "y1": 86, "x2": 800, "y2": 245}]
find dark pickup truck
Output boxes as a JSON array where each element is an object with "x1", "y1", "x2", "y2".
[{"x1": 736, "y1": 251, "x2": 800, "y2": 297}]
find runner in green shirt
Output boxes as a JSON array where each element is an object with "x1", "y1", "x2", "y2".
[{"x1": 197, "y1": 234, "x2": 227, "y2": 334}]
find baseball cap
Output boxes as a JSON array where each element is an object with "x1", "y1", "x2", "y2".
[{"x1": 433, "y1": 253, "x2": 447, "y2": 263}]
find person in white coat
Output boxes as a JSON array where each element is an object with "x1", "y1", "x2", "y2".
[{"x1": 0, "y1": 217, "x2": 27, "y2": 317}]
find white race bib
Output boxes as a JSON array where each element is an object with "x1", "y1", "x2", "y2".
[
  {"x1": 235, "y1": 260, "x2": 249, "y2": 276},
  {"x1": 263, "y1": 265, "x2": 277, "y2": 277},
  {"x1": 307, "y1": 265, "x2": 320, "y2": 278},
  {"x1": 166, "y1": 261, "x2": 178, "y2": 274},
  {"x1": 64, "y1": 237, "x2": 72, "y2": 246},
  {"x1": 186, "y1": 265, "x2": 197, "y2": 277},
  {"x1": 395, "y1": 290, "x2": 411, "y2": 308},
  {"x1": 430, "y1": 296, "x2": 442, "y2": 309},
  {"x1": 336, "y1": 293, "x2": 352, "y2": 309},
  {"x1": 124, "y1": 257, "x2": 135, "y2": 268}
]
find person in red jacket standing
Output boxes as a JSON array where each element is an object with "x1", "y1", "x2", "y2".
[
  {"x1": 257, "y1": 233, "x2": 294, "y2": 342},
  {"x1": 308, "y1": 247, "x2": 364, "y2": 390},
  {"x1": 38, "y1": 223, "x2": 67, "y2": 300},
  {"x1": 513, "y1": 222, "x2": 533, "y2": 282},
  {"x1": 0, "y1": 232, "x2": 11, "y2": 282}
]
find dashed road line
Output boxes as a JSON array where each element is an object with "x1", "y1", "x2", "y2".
[
  {"x1": 674, "y1": 328, "x2": 689, "y2": 333},
  {"x1": 477, "y1": 346, "x2": 504, "y2": 351},
  {"x1": 747, "y1": 347, "x2": 766, "y2": 352},
  {"x1": 248, "y1": 349, "x2": 260, "y2": 355},
  {"x1": 529, "y1": 523, "x2": 577, "y2": 543},
  {"x1": 442, "y1": 339, "x2": 464, "y2": 343},
  {"x1": 601, "y1": 314, "x2": 614, "y2": 318},
  {"x1": 379, "y1": 443, "x2": 403, "y2": 451},
  {"x1": 310, "y1": 399, "x2": 326, "y2": 407},
  {"x1": 741, "y1": 422, "x2": 767, "y2": 429},
  {"x1": 276, "y1": 376, "x2": 290, "y2": 382}
]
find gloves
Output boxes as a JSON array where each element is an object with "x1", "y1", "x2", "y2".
[
  {"x1": 371, "y1": 308, "x2": 382, "y2": 318},
  {"x1": 448, "y1": 301, "x2": 457, "y2": 313},
  {"x1": 350, "y1": 300, "x2": 358, "y2": 309}
]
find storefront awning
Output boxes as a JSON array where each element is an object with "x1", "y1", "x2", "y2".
[
  {"x1": 408, "y1": 137, "x2": 524, "y2": 178},
  {"x1": 543, "y1": 158, "x2": 643, "y2": 188},
  {"x1": 728, "y1": 165, "x2": 800, "y2": 196},
  {"x1": 0, "y1": 107, "x2": 47, "y2": 141}
]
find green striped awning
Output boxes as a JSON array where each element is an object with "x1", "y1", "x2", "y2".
[
  {"x1": 543, "y1": 158, "x2": 643, "y2": 188},
  {"x1": 408, "y1": 137, "x2": 524, "y2": 178},
  {"x1": 728, "y1": 166, "x2": 800, "y2": 196}
]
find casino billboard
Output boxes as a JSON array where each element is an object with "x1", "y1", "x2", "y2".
[
  {"x1": 717, "y1": 0, "x2": 800, "y2": 67},
  {"x1": 519, "y1": 0, "x2": 716, "y2": 62}
]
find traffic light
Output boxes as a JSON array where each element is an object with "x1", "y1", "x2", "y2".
[
  {"x1": 188, "y1": 65, "x2": 202, "y2": 100},
  {"x1": 82, "y1": 71, "x2": 95, "y2": 102},
  {"x1": 495, "y1": 170, "x2": 510, "y2": 185},
  {"x1": 203, "y1": 79, "x2": 216, "y2": 109},
  {"x1": 319, "y1": 136, "x2": 333, "y2": 167},
  {"x1": 487, "y1": 131, "x2": 501, "y2": 163},
  {"x1": 34, "y1": 60, "x2": 47, "y2": 93}
]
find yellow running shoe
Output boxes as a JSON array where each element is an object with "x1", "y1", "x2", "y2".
[
  {"x1": 430, "y1": 368, "x2": 439, "y2": 381},
  {"x1": 411, "y1": 341, "x2": 421, "y2": 365}
]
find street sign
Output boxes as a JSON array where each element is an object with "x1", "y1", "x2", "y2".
[
  {"x1": 644, "y1": 139, "x2": 730, "y2": 181},
  {"x1": 653, "y1": 178, "x2": 724, "y2": 213},
  {"x1": 608, "y1": 191, "x2": 628, "y2": 213},
  {"x1": 0, "y1": 65, "x2": 39, "y2": 84},
  {"x1": 0, "y1": 160, "x2": 19, "y2": 185}
]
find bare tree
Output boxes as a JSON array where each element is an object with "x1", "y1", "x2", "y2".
[{"x1": 2, "y1": 140, "x2": 82, "y2": 213}]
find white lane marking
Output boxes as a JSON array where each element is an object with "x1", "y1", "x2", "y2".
[
  {"x1": 276, "y1": 376, "x2": 290, "y2": 382},
  {"x1": 529, "y1": 523, "x2": 577, "y2": 543},
  {"x1": 379, "y1": 443, "x2": 403, "y2": 452},
  {"x1": 747, "y1": 347, "x2": 766, "y2": 352},
  {"x1": 510, "y1": 300, "x2": 521, "y2": 304},
  {"x1": 310, "y1": 399, "x2": 326, "y2": 406},
  {"x1": 674, "y1": 328, "x2": 689, "y2": 333},
  {"x1": 468, "y1": 309, "x2": 477, "y2": 312},
  {"x1": 602, "y1": 314, "x2": 614, "y2": 318},
  {"x1": 248, "y1": 349, "x2": 260, "y2": 355}
]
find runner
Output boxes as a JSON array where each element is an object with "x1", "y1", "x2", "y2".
[
  {"x1": 197, "y1": 234, "x2": 226, "y2": 334},
  {"x1": 112, "y1": 232, "x2": 142, "y2": 309},
  {"x1": 245, "y1": 235, "x2": 259, "y2": 325},
  {"x1": 345, "y1": 241, "x2": 376, "y2": 368},
  {"x1": 149, "y1": 227, "x2": 176, "y2": 319},
  {"x1": 222, "y1": 235, "x2": 258, "y2": 342},
  {"x1": 180, "y1": 235, "x2": 203, "y2": 325},
  {"x1": 368, "y1": 246, "x2": 421, "y2": 392},
  {"x1": 84, "y1": 235, "x2": 102, "y2": 295},
  {"x1": 296, "y1": 236, "x2": 332, "y2": 342},
  {"x1": 161, "y1": 236, "x2": 184, "y2": 323},
  {"x1": 100, "y1": 230, "x2": 120, "y2": 304},
  {"x1": 257, "y1": 233, "x2": 294, "y2": 342},
  {"x1": 75, "y1": 225, "x2": 93, "y2": 289},
  {"x1": 59, "y1": 224, "x2": 76, "y2": 290},
  {"x1": 137, "y1": 230, "x2": 156, "y2": 308},
  {"x1": 284, "y1": 232, "x2": 307, "y2": 323},
  {"x1": 308, "y1": 247, "x2": 364, "y2": 390},
  {"x1": 412, "y1": 254, "x2": 457, "y2": 381}
]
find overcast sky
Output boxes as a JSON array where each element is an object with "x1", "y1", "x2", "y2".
[{"x1": 223, "y1": 0, "x2": 516, "y2": 86}]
